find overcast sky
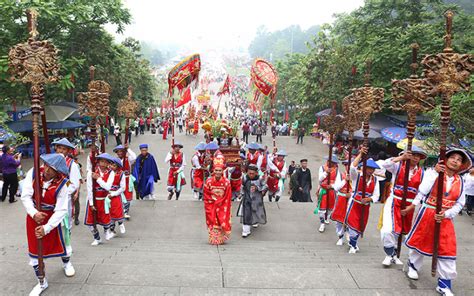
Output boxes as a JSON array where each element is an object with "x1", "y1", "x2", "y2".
[{"x1": 108, "y1": 0, "x2": 364, "y2": 51}]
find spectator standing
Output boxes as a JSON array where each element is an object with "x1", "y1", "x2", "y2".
[
  {"x1": 1, "y1": 145, "x2": 20, "y2": 203},
  {"x1": 114, "y1": 124, "x2": 122, "y2": 145},
  {"x1": 146, "y1": 117, "x2": 151, "y2": 131},
  {"x1": 242, "y1": 122, "x2": 250, "y2": 144},
  {"x1": 139, "y1": 117, "x2": 145, "y2": 134},
  {"x1": 296, "y1": 127, "x2": 305, "y2": 144},
  {"x1": 255, "y1": 125, "x2": 263, "y2": 143},
  {"x1": 465, "y1": 167, "x2": 474, "y2": 215}
]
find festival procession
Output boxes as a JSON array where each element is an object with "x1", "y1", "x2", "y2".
[{"x1": 0, "y1": 1, "x2": 473, "y2": 295}]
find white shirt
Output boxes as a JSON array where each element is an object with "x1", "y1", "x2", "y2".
[
  {"x1": 191, "y1": 152, "x2": 202, "y2": 169},
  {"x1": 349, "y1": 164, "x2": 380, "y2": 203},
  {"x1": 382, "y1": 158, "x2": 422, "y2": 185},
  {"x1": 121, "y1": 149, "x2": 137, "y2": 166},
  {"x1": 21, "y1": 169, "x2": 69, "y2": 235},
  {"x1": 165, "y1": 152, "x2": 186, "y2": 173},
  {"x1": 109, "y1": 171, "x2": 126, "y2": 197},
  {"x1": 412, "y1": 168, "x2": 465, "y2": 219},
  {"x1": 318, "y1": 165, "x2": 342, "y2": 186},
  {"x1": 464, "y1": 173, "x2": 474, "y2": 196},
  {"x1": 86, "y1": 168, "x2": 115, "y2": 204},
  {"x1": 248, "y1": 153, "x2": 263, "y2": 170},
  {"x1": 268, "y1": 159, "x2": 287, "y2": 177},
  {"x1": 374, "y1": 160, "x2": 387, "y2": 181}
]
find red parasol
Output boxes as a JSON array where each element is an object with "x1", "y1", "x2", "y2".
[{"x1": 250, "y1": 58, "x2": 278, "y2": 102}]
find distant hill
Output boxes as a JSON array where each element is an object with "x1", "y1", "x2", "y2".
[{"x1": 445, "y1": 0, "x2": 474, "y2": 13}]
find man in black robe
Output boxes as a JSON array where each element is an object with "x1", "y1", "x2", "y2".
[{"x1": 290, "y1": 159, "x2": 312, "y2": 202}]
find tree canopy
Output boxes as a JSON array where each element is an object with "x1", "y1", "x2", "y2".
[{"x1": 0, "y1": 0, "x2": 158, "y2": 118}]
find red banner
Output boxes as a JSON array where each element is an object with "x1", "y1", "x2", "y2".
[
  {"x1": 217, "y1": 75, "x2": 231, "y2": 97},
  {"x1": 175, "y1": 87, "x2": 192, "y2": 108},
  {"x1": 168, "y1": 54, "x2": 201, "y2": 97}
]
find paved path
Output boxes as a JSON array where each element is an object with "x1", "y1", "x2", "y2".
[{"x1": 1, "y1": 131, "x2": 473, "y2": 295}]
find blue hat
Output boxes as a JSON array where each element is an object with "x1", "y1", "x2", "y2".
[
  {"x1": 172, "y1": 141, "x2": 183, "y2": 148},
  {"x1": 110, "y1": 156, "x2": 123, "y2": 168},
  {"x1": 358, "y1": 158, "x2": 380, "y2": 169},
  {"x1": 206, "y1": 142, "x2": 219, "y2": 150},
  {"x1": 399, "y1": 145, "x2": 427, "y2": 159},
  {"x1": 96, "y1": 153, "x2": 114, "y2": 163},
  {"x1": 247, "y1": 142, "x2": 260, "y2": 150},
  {"x1": 324, "y1": 155, "x2": 339, "y2": 164},
  {"x1": 40, "y1": 153, "x2": 69, "y2": 176},
  {"x1": 194, "y1": 142, "x2": 206, "y2": 150},
  {"x1": 139, "y1": 144, "x2": 148, "y2": 149},
  {"x1": 113, "y1": 145, "x2": 125, "y2": 152},
  {"x1": 52, "y1": 138, "x2": 75, "y2": 150},
  {"x1": 276, "y1": 150, "x2": 288, "y2": 156}
]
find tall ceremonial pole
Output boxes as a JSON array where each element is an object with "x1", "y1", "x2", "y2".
[
  {"x1": 8, "y1": 8, "x2": 61, "y2": 283},
  {"x1": 342, "y1": 93, "x2": 361, "y2": 193},
  {"x1": 391, "y1": 43, "x2": 435, "y2": 258},
  {"x1": 117, "y1": 86, "x2": 139, "y2": 146},
  {"x1": 420, "y1": 11, "x2": 473, "y2": 276},
  {"x1": 320, "y1": 100, "x2": 345, "y2": 219},
  {"x1": 171, "y1": 96, "x2": 175, "y2": 146},
  {"x1": 78, "y1": 66, "x2": 111, "y2": 228},
  {"x1": 351, "y1": 61, "x2": 384, "y2": 236}
]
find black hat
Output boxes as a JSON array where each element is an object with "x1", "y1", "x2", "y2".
[
  {"x1": 247, "y1": 165, "x2": 259, "y2": 171},
  {"x1": 300, "y1": 159, "x2": 308, "y2": 163}
]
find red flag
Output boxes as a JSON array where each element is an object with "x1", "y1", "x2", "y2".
[
  {"x1": 175, "y1": 88, "x2": 192, "y2": 108},
  {"x1": 284, "y1": 110, "x2": 289, "y2": 122},
  {"x1": 217, "y1": 75, "x2": 231, "y2": 97}
]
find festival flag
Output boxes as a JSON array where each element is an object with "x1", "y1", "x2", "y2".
[
  {"x1": 175, "y1": 87, "x2": 192, "y2": 108},
  {"x1": 168, "y1": 54, "x2": 201, "y2": 97},
  {"x1": 217, "y1": 75, "x2": 231, "y2": 97}
]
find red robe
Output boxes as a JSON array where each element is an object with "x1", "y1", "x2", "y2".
[
  {"x1": 344, "y1": 173, "x2": 376, "y2": 234},
  {"x1": 226, "y1": 165, "x2": 242, "y2": 193},
  {"x1": 162, "y1": 120, "x2": 169, "y2": 140},
  {"x1": 26, "y1": 172, "x2": 69, "y2": 258},
  {"x1": 167, "y1": 152, "x2": 186, "y2": 187},
  {"x1": 85, "y1": 169, "x2": 112, "y2": 227},
  {"x1": 121, "y1": 156, "x2": 133, "y2": 202},
  {"x1": 391, "y1": 163, "x2": 423, "y2": 235},
  {"x1": 331, "y1": 172, "x2": 351, "y2": 224},
  {"x1": 319, "y1": 165, "x2": 338, "y2": 211},
  {"x1": 267, "y1": 159, "x2": 285, "y2": 193},
  {"x1": 109, "y1": 170, "x2": 125, "y2": 221},
  {"x1": 405, "y1": 175, "x2": 462, "y2": 258},
  {"x1": 203, "y1": 176, "x2": 232, "y2": 245},
  {"x1": 192, "y1": 152, "x2": 205, "y2": 190}
]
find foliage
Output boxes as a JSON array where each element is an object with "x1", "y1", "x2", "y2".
[
  {"x1": 0, "y1": 0, "x2": 158, "y2": 117},
  {"x1": 267, "y1": 0, "x2": 473, "y2": 138},
  {"x1": 249, "y1": 25, "x2": 320, "y2": 61}
]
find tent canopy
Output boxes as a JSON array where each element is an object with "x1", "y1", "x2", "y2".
[
  {"x1": 7, "y1": 120, "x2": 85, "y2": 133},
  {"x1": 342, "y1": 129, "x2": 382, "y2": 140},
  {"x1": 21, "y1": 105, "x2": 76, "y2": 122},
  {"x1": 381, "y1": 127, "x2": 407, "y2": 143}
]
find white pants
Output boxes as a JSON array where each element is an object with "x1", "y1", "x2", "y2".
[
  {"x1": 242, "y1": 225, "x2": 251, "y2": 235},
  {"x1": 319, "y1": 210, "x2": 331, "y2": 223},
  {"x1": 335, "y1": 222, "x2": 345, "y2": 237},
  {"x1": 408, "y1": 249, "x2": 457, "y2": 280}
]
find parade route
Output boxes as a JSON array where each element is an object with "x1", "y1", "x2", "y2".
[{"x1": 1, "y1": 132, "x2": 473, "y2": 295}]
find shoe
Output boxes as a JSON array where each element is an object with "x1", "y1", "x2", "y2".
[
  {"x1": 124, "y1": 213, "x2": 131, "y2": 220},
  {"x1": 324, "y1": 219, "x2": 330, "y2": 224},
  {"x1": 382, "y1": 255, "x2": 392, "y2": 267},
  {"x1": 242, "y1": 232, "x2": 251, "y2": 238},
  {"x1": 318, "y1": 224, "x2": 325, "y2": 233},
  {"x1": 348, "y1": 246, "x2": 358, "y2": 254},
  {"x1": 105, "y1": 230, "x2": 116, "y2": 240},
  {"x1": 436, "y1": 286, "x2": 454, "y2": 296},
  {"x1": 193, "y1": 192, "x2": 199, "y2": 199},
  {"x1": 29, "y1": 278, "x2": 48, "y2": 296},
  {"x1": 336, "y1": 238, "x2": 343, "y2": 246},
  {"x1": 9, "y1": 199, "x2": 17, "y2": 203},
  {"x1": 252, "y1": 224, "x2": 259, "y2": 228},
  {"x1": 168, "y1": 193, "x2": 173, "y2": 200},
  {"x1": 63, "y1": 262, "x2": 75, "y2": 277},
  {"x1": 407, "y1": 265, "x2": 419, "y2": 280},
  {"x1": 119, "y1": 224, "x2": 126, "y2": 234},
  {"x1": 91, "y1": 239, "x2": 102, "y2": 246},
  {"x1": 74, "y1": 219, "x2": 80, "y2": 226},
  {"x1": 392, "y1": 257, "x2": 403, "y2": 265}
]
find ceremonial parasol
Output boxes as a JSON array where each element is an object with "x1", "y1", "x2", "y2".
[
  {"x1": 168, "y1": 53, "x2": 201, "y2": 97},
  {"x1": 250, "y1": 58, "x2": 278, "y2": 103}
]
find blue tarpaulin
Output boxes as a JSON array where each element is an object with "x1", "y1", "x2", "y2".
[
  {"x1": 47, "y1": 120, "x2": 85, "y2": 130},
  {"x1": 381, "y1": 127, "x2": 407, "y2": 143},
  {"x1": 7, "y1": 120, "x2": 33, "y2": 133},
  {"x1": 7, "y1": 120, "x2": 85, "y2": 133}
]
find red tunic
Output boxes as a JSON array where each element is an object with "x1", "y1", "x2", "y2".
[
  {"x1": 192, "y1": 152, "x2": 205, "y2": 189},
  {"x1": 331, "y1": 172, "x2": 352, "y2": 224},
  {"x1": 26, "y1": 173, "x2": 69, "y2": 258},
  {"x1": 319, "y1": 165, "x2": 338, "y2": 211},
  {"x1": 85, "y1": 169, "x2": 112, "y2": 227},
  {"x1": 391, "y1": 163, "x2": 423, "y2": 235},
  {"x1": 267, "y1": 159, "x2": 285, "y2": 193},
  {"x1": 405, "y1": 175, "x2": 462, "y2": 259},
  {"x1": 203, "y1": 176, "x2": 232, "y2": 245},
  {"x1": 246, "y1": 151, "x2": 260, "y2": 166},
  {"x1": 121, "y1": 156, "x2": 133, "y2": 202},
  {"x1": 162, "y1": 121, "x2": 169, "y2": 139},
  {"x1": 226, "y1": 165, "x2": 242, "y2": 193},
  {"x1": 344, "y1": 173, "x2": 376, "y2": 234},
  {"x1": 109, "y1": 170, "x2": 124, "y2": 221},
  {"x1": 167, "y1": 152, "x2": 186, "y2": 187}
]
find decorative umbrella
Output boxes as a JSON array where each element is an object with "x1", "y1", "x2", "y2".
[
  {"x1": 396, "y1": 138, "x2": 424, "y2": 150},
  {"x1": 381, "y1": 127, "x2": 407, "y2": 143},
  {"x1": 342, "y1": 128, "x2": 382, "y2": 140},
  {"x1": 250, "y1": 58, "x2": 278, "y2": 103}
]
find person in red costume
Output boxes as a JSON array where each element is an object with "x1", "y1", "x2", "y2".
[
  {"x1": 203, "y1": 164, "x2": 232, "y2": 245},
  {"x1": 404, "y1": 149, "x2": 471, "y2": 296}
]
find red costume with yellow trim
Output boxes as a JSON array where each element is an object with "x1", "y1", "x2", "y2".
[
  {"x1": 345, "y1": 173, "x2": 376, "y2": 234},
  {"x1": 203, "y1": 174, "x2": 232, "y2": 245},
  {"x1": 109, "y1": 170, "x2": 125, "y2": 221},
  {"x1": 267, "y1": 159, "x2": 285, "y2": 193},
  {"x1": 331, "y1": 172, "x2": 351, "y2": 224},
  {"x1": 319, "y1": 165, "x2": 338, "y2": 211},
  {"x1": 167, "y1": 152, "x2": 186, "y2": 187},
  {"x1": 84, "y1": 169, "x2": 112, "y2": 227},
  {"x1": 121, "y1": 156, "x2": 133, "y2": 202}
]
